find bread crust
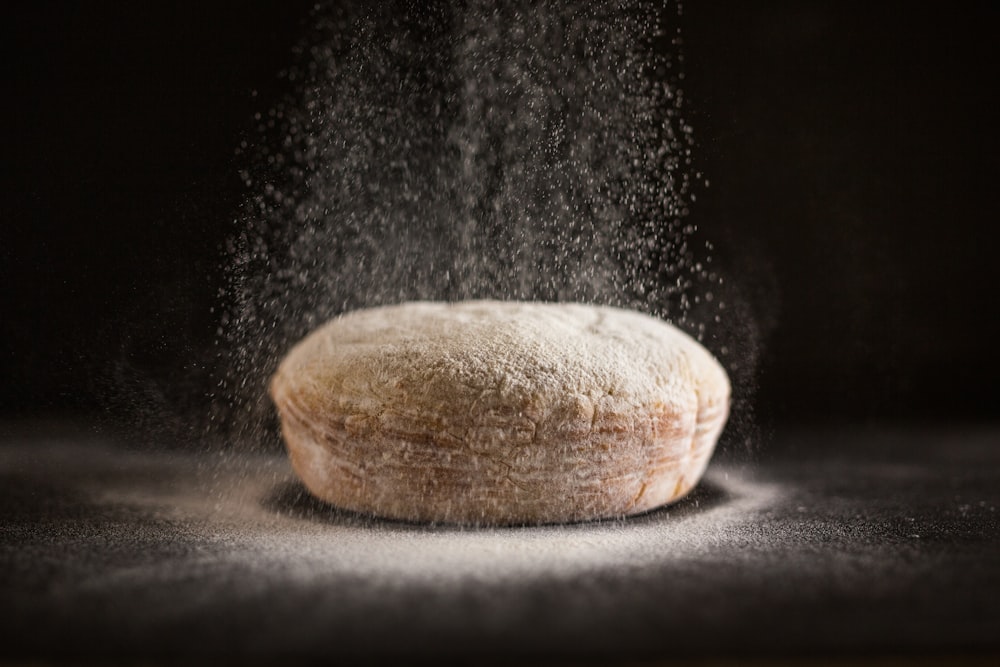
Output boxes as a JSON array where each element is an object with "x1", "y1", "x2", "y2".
[{"x1": 270, "y1": 301, "x2": 729, "y2": 525}]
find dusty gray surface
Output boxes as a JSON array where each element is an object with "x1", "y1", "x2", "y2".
[{"x1": 1, "y1": 422, "x2": 998, "y2": 663}]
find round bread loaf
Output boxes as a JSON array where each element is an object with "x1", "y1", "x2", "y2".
[{"x1": 270, "y1": 301, "x2": 729, "y2": 525}]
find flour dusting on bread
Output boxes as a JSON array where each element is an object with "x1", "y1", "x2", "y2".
[{"x1": 270, "y1": 301, "x2": 729, "y2": 525}]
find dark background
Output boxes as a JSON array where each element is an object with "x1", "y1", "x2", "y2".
[{"x1": 2, "y1": 1, "x2": 997, "y2": 427}]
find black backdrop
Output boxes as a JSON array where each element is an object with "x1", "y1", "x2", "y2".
[{"x1": 2, "y1": 1, "x2": 997, "y2": 426}]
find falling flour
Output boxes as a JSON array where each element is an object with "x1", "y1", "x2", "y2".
[{"x1": 214, "y1": 0, "x2": 729, "y2": 450}]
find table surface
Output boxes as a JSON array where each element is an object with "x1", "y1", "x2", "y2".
[{"x1": 1, "y1": 421, "x2": 998, "y2": 663}]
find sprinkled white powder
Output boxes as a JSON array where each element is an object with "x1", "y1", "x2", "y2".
[
  {"x1": 73, "y1": 442, "x2": 779, "y2": 586},
  {"x1": 214, "y1": 1, "x2": 737, "y2": 451}
]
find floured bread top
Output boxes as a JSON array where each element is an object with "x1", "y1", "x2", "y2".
[{"x1": 273, "y1": 301, "x2": 729, "y2": 435}]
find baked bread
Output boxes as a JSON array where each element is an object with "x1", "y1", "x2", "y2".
[{"x1": 270, "y1": 301, "x2": 729, "y2": 525}]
